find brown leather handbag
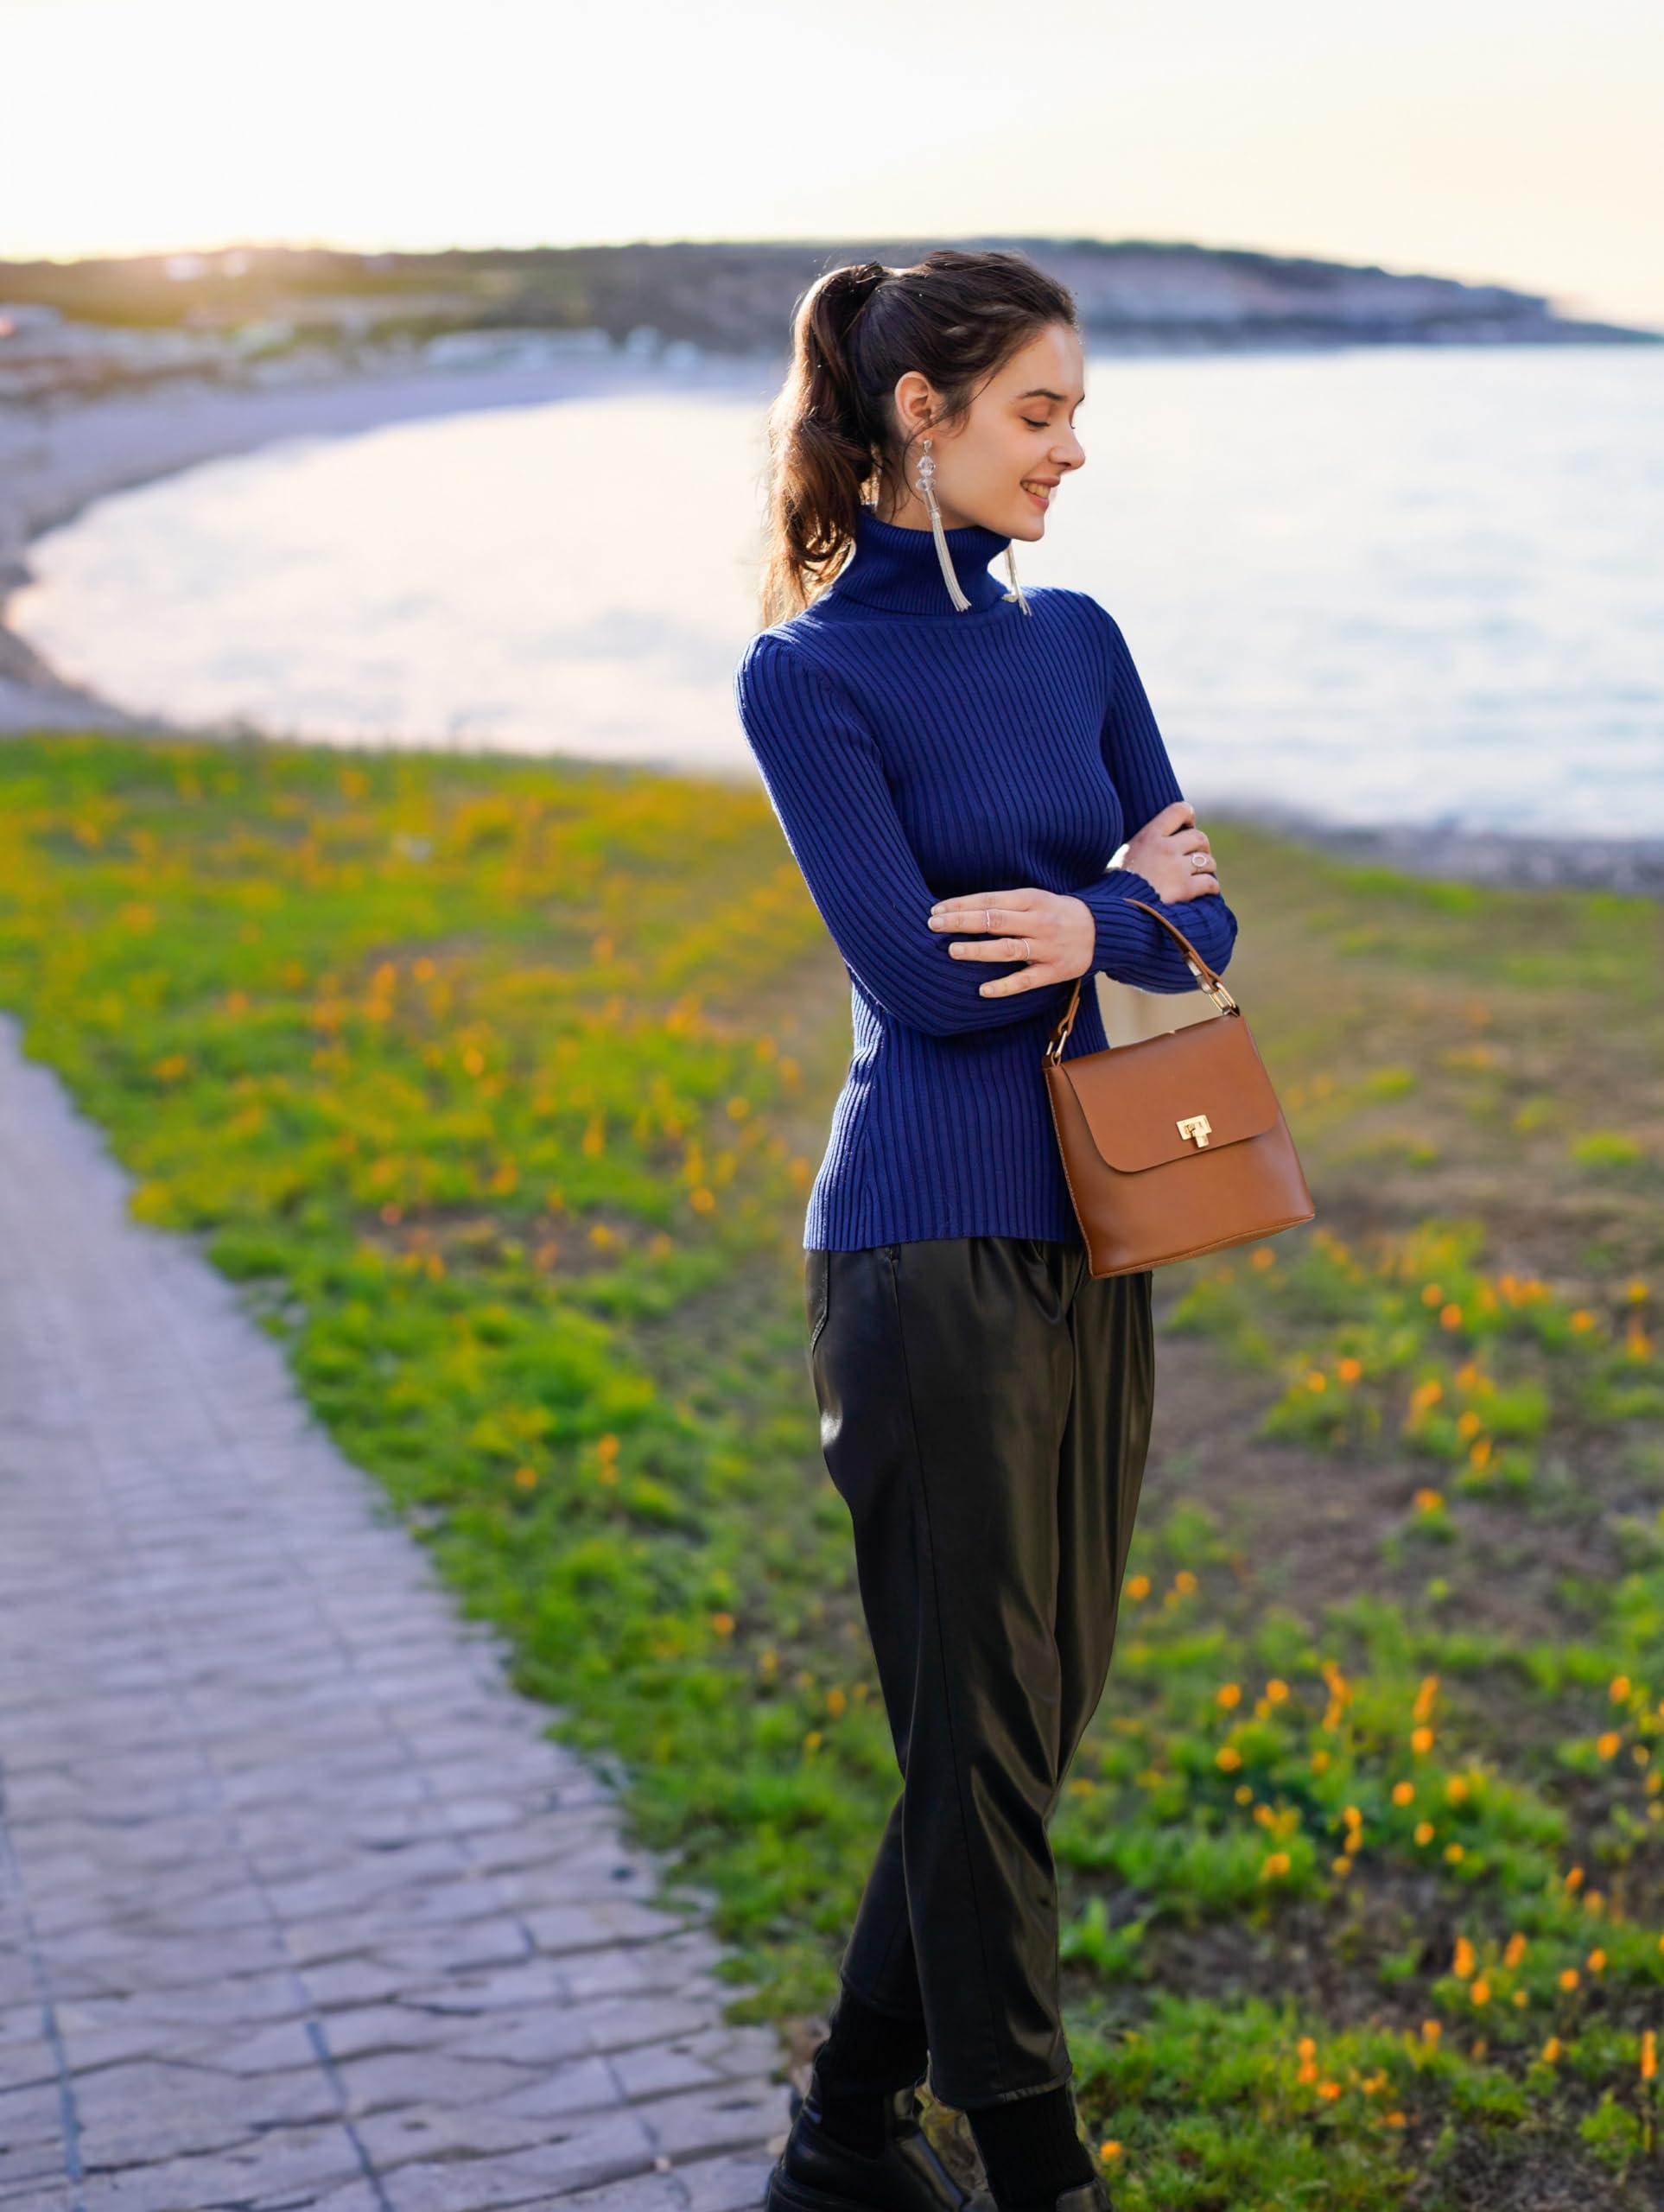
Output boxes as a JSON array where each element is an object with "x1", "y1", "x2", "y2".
[{"x1": 1042, "y1": 899, "x2": 1316, "y2": 1276}]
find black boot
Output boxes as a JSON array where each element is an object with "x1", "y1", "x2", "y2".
[{"x1": 765, "y1": 2061, "x2": 996, "y2": 2210}]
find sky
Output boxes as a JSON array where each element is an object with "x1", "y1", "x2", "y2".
[{"x1": 5, "y1": 0, "x2": 1661, "y2": 332}]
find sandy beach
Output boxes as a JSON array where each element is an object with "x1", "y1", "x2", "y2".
[
  {"x1": 0, "y1": 346, "x2": 769, "y2": 734},
  {"x1": 3, "y1": 353, "x2": 1659, "y2": 899}
]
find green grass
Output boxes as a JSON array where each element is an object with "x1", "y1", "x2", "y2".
[{"x1": 3, "y1": 729, "x2": 1663, "y2": 2209}]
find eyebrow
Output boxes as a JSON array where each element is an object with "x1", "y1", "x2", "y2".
[{"x1": 1013, "y1": 387, "x2": 1085, "y2": 404}]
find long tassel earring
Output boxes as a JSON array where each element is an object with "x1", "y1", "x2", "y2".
[
  {"x1": 1002, "y1": 544, "x2": 1032, "y2": 616},
  {"x1": 913, "y1": 435, "x2": 972, "y2": 613}
]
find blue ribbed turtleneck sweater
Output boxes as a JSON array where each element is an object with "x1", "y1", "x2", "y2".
[{"x1": 732, "y1": 506, "x2": 1240, "y2": 1250}]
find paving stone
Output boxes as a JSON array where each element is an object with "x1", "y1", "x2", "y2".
[
  {"x1": 0, "y1": 2134, "x2": 71, "y2": 2202},
  {"x1": 355, "y1": 2097, "x2": 590, "y2": 2169},
  {"x1": 74, "y1": 2122, "x2": 367, "y2": 2211},
  {"x1": 607, "y1": 2042, "x2": 727, "y2": 2102},
  {"x1": 0, "y1": 2079, "x2": 67, "y2": 2150},
  {"x1": 522, "y1": 1901, "x2": 692, "y2": 1955},
  {"x1": 337, "y1": 2049, "x2": 534, "y2": 2116},
  {"x1": 71, "y1": 2056, "x2": 343, "y2": 2149},
  {"x1": 380, "y1": 2107, "x2": 659, "y2": 2209},
  {"x1": 0, "y1": 2036, "x2": 56, "y2": 2097},
  {"x1": 627, "y1": 2081, "x2": 791, "y2": 2164},
  {"x1": 0, "y1": 1010, "x2": 788, "y2": 2204},
  {"x1": 676, "y1": 2154, "x2": 787, "y2": 2212},
  {"x1": 313, "y1": 2001, "x2": 484, "y2": 2062}
]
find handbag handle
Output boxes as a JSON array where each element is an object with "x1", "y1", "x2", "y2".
[{"x1": 1045, "y1": 897, "x2": 1240, "y2": 1065}]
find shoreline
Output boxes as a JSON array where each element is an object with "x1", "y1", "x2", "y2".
[
  {"x1": 2, "y1": 358, "x2": 1659, "y2": 902},
  {"x1": 0, "y1": 346, "x2": 772, "y2": 736}
]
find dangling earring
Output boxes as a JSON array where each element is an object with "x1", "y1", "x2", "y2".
[
  {"x1": 913, "y1": 435, "x2": 972, "y2": 613},
  {"x1": 1002, "y1": 543, "x2": 1032, "y2": 616}
]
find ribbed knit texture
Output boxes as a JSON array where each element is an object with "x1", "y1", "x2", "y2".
[
  {"x1": 732, "y1": 506, "x2": 1240, "y2": 1251},
  {"x1": 967, "y1": 2082, "x2": 1097, "y2": 2206}
]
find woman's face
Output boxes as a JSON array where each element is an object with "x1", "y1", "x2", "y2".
[{"x1": 888, "y1": 319, "x2": 1087, "y2": 541}]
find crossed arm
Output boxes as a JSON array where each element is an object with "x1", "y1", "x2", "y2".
[{"x1": 732, "y1": 617, "x2": 1236, "y2": 1041}]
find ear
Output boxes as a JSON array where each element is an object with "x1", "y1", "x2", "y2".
[{"x1": 891, "y1": 369, "x2": 937, "y2": 435}]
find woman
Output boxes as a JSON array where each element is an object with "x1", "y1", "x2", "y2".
[{"x1": 733, "y1": 249, "x2": 1238, "y2": 2212}]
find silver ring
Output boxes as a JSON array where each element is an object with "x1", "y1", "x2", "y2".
[
  {"x1": 986, "y1": 907, "x2": 994, "y2": 931},
  {"x1": 1022, "y1": 938, "x2": 1032, "y2": 961}
]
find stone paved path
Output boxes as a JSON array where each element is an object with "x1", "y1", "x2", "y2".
[{"x1": 0, "y1": 1012, "x2": 791, "y2": 2210}]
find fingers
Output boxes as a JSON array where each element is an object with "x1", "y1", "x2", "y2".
[
  {"x1": 975, "y1": 963, "x2": 1064, "y2": 996},
  {"x1": 945, "y1": 934, "x2": 1038, "y2": 964},
  {"x1": 926, "y1": 893, "x2": 1041, "y2": 931}
]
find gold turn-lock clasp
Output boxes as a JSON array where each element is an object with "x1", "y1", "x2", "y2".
[{"x1": 1177, "y1": 1113, "x2": 1212, "y2": 1148}]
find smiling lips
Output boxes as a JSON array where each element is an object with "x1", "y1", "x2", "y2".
[{"x1": 1021, "y1": 479, "x2": 1057, "y2": 505}]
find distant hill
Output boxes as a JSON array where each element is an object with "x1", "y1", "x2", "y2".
[{"x1": 0, "y1": 236, "x2": 1653, "y2": 365}]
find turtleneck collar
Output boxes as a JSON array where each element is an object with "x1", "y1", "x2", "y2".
[{"x1": 826, "y1": 506, "x2": 1014, "y2": 617}]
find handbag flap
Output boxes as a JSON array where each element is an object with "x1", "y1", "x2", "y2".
[{"x1": 1055, "y1": 1013, "x2": 1284, "y2": 1173}]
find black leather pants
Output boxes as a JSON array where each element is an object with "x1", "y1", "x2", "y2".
[{"x1": 803, "y1": 1235, "x2": 1156, "y2": 2112}]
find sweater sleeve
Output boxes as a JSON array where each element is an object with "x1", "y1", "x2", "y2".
[
  {"x1": 734, "y1": 630, "x2": 1072, "y2": 1038},
  {"x1": 1069, "y1": 603, "x2": 1241, "y2": 995}
]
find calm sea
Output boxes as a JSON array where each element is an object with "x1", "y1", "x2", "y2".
[{"x1": 10, "y1": 346, "x2": 1662, "y2": 836}]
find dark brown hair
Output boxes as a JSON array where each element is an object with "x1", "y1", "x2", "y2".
[{"x1": 753, "y1": 248, "x2": 1078, "y2": 630}]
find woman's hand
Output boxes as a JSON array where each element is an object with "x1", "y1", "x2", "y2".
[
  {"x1": 1123, "y1": 800, "x2": 1223, "y2": 903},
  {"x1": 925, "y1": 887, "x2": 1096, "y2": 999}
]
